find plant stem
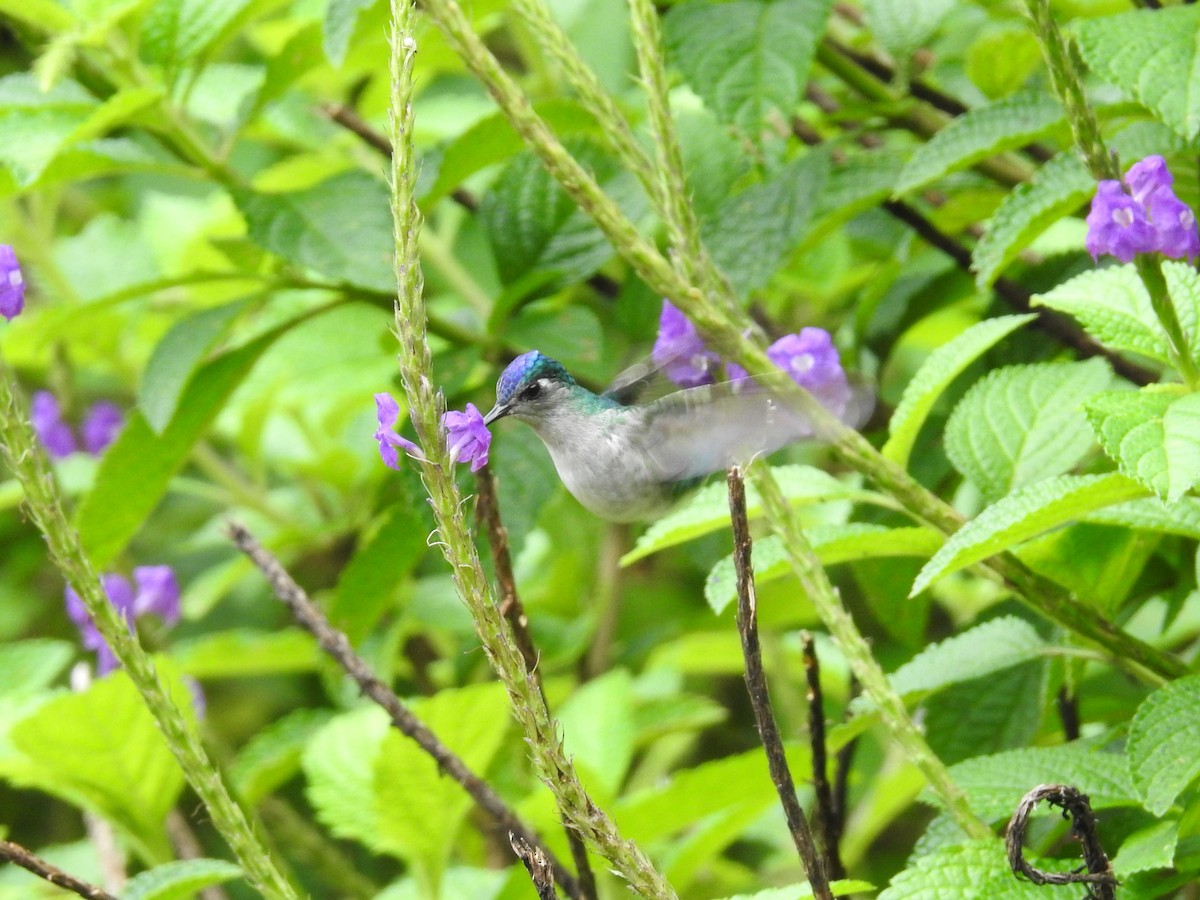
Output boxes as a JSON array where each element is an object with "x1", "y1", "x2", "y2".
[
  {"x1": 387, "y1": 3, "x2": 675, "y2": 894},
  {"x1": 749, "y1": 462, "x2": 993, "y2": 841},
  {"x1": 0, "y1": 356, "x2": 298, "y2": 900},
  {"x1": 1135, "y1": 255, "x2": 1200, "y2": 388}
]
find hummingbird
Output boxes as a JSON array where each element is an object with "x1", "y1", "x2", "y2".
[{"x1": 482, "y1": 348, "x2": 870, "y2": 522}]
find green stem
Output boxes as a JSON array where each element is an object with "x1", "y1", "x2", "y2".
[
  {"x1": 1135, "y1": 255, "x2": 1200, "y2": 389},
  {"x1": 750, "y1": 463, "x2": 992, "y2": 841},
  {"x1": 0, "y1": 356, "x2": 299, "y2": 900},
  {"x1": 387, "y1": 4, "x2": 675, "y2": 895}
]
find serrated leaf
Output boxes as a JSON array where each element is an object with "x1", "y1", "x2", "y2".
[
  {"x1": 972, "y1": 152, "x2": 1093, "y2": 288},
  {"x1": 1085, "y1": 495, "x2": 1200, "y2": 537},
  {"x1": 813, "y1": 149, "x2": 906, "y2": 225},
  {"x1": 945, "y1": 359, "x2": 1111, "y2": 502},
  {"x1": 139, "y1": 300, "x2": 246, "y2": 433},
  {"x1": 863, "y1": 0, "x2": 953, "y2": 65},
  {"x1": 923, "y1": 661, "x2": 1045, "y2": 766},
  {"x1": 1078, "y1": 5, "x2": 1200, "y2": 141},
  {"x1": 170, "y1": 629, "x2": 320, "y2": 678},
  {"x1": 1034, "y1": 261, "x2": 1200, "y2": 366},
  {"x1": 1086, "y1": 387, "x2": 1200, "y2": 503},
  {"x1": 1112, "y1": 820, "x2": 1178, "y2": 878},
  {"x1": 77, "y1": 312, "x2": 321, "y2": 567},
  {"x1": 121, "y1": 859, "x2": 243, "y2": 900},
  {"x1": 885, "y1": 617, "x2": 1046, "y2": 703},
  {"x1": 944, "y1": 745, "x2": 1137, "y2": 820},
  {"x1": 664, "y1": 0, "x2": 833, "y2": 142},
  {"x1": 896, "y1": 93, "x2": 1063, "y2": 196},
  {"x1": 140, "y1": 0, "x2": 253, "y2": 72},
  {"x1": 912, "y1": 473, "x2": 1149, "y2": 595},
  {"x1": 879, "y1": 838, "x2": 1075, "y2": 899},
  {"x1": 622, "y1": 465, "x2": 888, "y2": 565},
  {"x1": 705, "y1": 525, "x2": 942, "y2": 614},
  {"x1": 230, "y1": 709, "x2": 332, "y2": 804},
  {"x1": 322, "y1": 0, "x2": 374, "y2": 66},
  {"x1": 884, "y1": 314, "x2": 1035, "y2": 467},
  {"x1": 704, "y1": 149, "x2": 830, "y2": 296},
  {"x1": 10, "y1": 670, "x2": 189, "y2": 861},
  {"x1": 1128, "y1": 673, "x2": 1200, "y2": 816}
]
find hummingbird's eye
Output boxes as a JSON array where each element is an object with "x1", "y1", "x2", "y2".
[{"x1": 520, "y1": 381, "x2": 543, "y2": 402}]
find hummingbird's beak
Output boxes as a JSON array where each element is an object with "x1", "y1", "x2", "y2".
[{"x1": 483, "y1": 403, "x2": 510, "y2": 426}]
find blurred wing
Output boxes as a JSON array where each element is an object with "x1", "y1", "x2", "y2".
[
  {"x1": 636, "y1": 377, "x2": 873, "y2": 481},
  {"x1": 601, "y1": 346, "x2": 721, "y2": 406}
]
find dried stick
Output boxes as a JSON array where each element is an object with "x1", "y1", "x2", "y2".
[
  {"x1": 1056, "y1": 687, "x2": 1081, "y2": 742},
  {"x1": 832, "y1": 673, "x2": 860, "y2": 840},
  {"x1": 801, "y1": 633, "x2": 844, "y2": 879},
  {"x1": 0, "y1": 838, "x2": 116, "y2": 900},
  {"x1": 511, "y1": 833, "x2": 558, "y2": 900},
  {"x1": 1006, "y1": 784, "x2": 1116, "y2": 899},
  {"x1": 727, "y1": 469, "x2": 832, "y2": 900},
  {"x1": 475, "y1": 466, "x2": 598, "y2": 900},
  {"x1": 226, "y1": 522, "x2": 582, "y2": 899}
]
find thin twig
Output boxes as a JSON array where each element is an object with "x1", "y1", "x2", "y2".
[
  {"x1": 474, "y1": 466, "x2": 598, "y2": 900},
  {"x1": 1006, "y1": 784, "x2": 1116, "y2": 899},
  {"x1": 511, "y1": 834, "x2": 558, "y2": 900},
  {"x1": 0, "y1": 839, "x2": 116, "y2": 900},
  {"x1": 1056, "y1": 686, "x2": 1081, "y2": 742},
  {"x1": 226, "y1": 521, "x2": 582, "y2": 899},
  {"x1": 801, "y1": 633, "x2": 844, "y2": 880},
  {"x1": 832, "y1": 674, "x2": 859, "y2": 840},
  {"x1": 727, "y1": 469, "x2": 833, "y2": 900}
]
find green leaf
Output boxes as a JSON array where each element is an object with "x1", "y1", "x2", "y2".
[
  {"x1": 965, "y1": 26, "x2": 1043, "y2": 100},
  {"x1": 883, "y1": 314, "x2": 1035, "y2": 467},
  {"x1": 328, "y1": 505, "x2": 429, "y2": 643},
  {"x1": 1078, "y1": 5, "x2": 1200, "y2": 141},
  {"x1": 420, "y1": 101, "x2": 601, "y2": 208},
  {"x1": 0, "y1": 640, "x2": 74, "y2": 699},
  {"x1": 10, "y1": 670, "x2": 188, "y2": 860},
  {"x1": 705, "y1": 525, "x2": 942, "y2": 614},
  {"x1": 0, "y1": 0, "x2": 75, "y2": 30},
  {"x1": 812, "y1": 149, "x2": 907, "y2": 227},
  {"x1": 234, "y1": 171, "x2": 394, "y2": 293},
  {"x1": 704, "y1": 149, "x2": 830, "y2": 296},
  {"x1": 139, "y1": 300, "x2": 247, "y2": 434},
  {"x1": 557, "y1": 670, "x2": 635, "y2": 795},
  {"x1": 77, "y1": 311, "x2": 321, "y2": 567},
  {"x1": 895, "y1": 93, "x2": 1063, "y2": 196},
  {"x1": 305, "y1": 683, "x2": 510, "y2": 895},
  {"x1": 480, "y1": 142, "x2": 647, "y2": 293},
  {"x1": 1128, "y1": 673, "x2": 1200, "y2": 816},
  {"x1": 884, "y1": 616, "x2": 1046, "y2": 704},
  {"x1": 1085, "y1": 495, "x2": 1200, "y2": 537},
  {"x1": 879, "y1": 838, "x2": 1075, "y2": 899},
  {"x1": 944, "y1": 745, "x2": 1137, "y2": 820},
  {"x1": 322, "y1": 0, "x2": 374, "y2": 67},
  {"x1": 911, "y1": 473, "x2": 1149, "y2": 595},
  {"x1": 1033, "y1": 261, "x2": 1200, "y2": 366},
  {"x1": 1112, "y1": 820, "x2": 1178, "y2": 878},
  {"x1": 971, "y1": 152, "x2": 1093, "y2": 288},
  {"x1": 140, "y1": 0, "x2": 253, "y2": 72},
  {"x1": 863, "y1": 0, "x2": 954, "y2": 69},
  {"x1": 1086, "y1": 387, "x2": 1200, "y2": 503},
  {"x1": 716, "y1": 882, "x2": 876, "y2": 900},
  {"x1": 170, "y1": 629, "x2": 320, "y2": 678},
  {"x1": 0, "y1": 74, "x2": 96, "y2": 186},
  {"x1": 121, "y1": 859, "x2": 243, "y2": 900},
  {"x1": 230, "y1": 709, "x2": 332, "y2": 804},
  {"x1": 622, "y1": 465, "x2": 888, "y2": 565},
  {"x1": 663, "y1": 0, "x2": 833, "y2": 141},
  {"x1": 944, "y1": 359, "x2": 1112, "y2": 502},
  {"x1": 923, "y1": 661, "x2": 1045, "y2": 766}
]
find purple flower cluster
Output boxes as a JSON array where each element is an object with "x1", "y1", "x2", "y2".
[
  {"x1": 373, "y1": 393, "x2": 491, "y2": 473},
  {"x1": 31, "y1": 392, "x2": 123, "y2": 459},
  {"x1": 0, "y1": 244, "x2": 24, "y2": 321},
  {"x1": 1085, "y1": 155, "x2": 1200, "y2": 263},
  {"x1": 652, "y1": 301, "x2": 852, "y2": 416},
  {"x1": 65, "y1": 565, "x2": 181, "y2": 674}
]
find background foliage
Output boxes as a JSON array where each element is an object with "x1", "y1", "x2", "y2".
[{"x1": 1, "y1": 0, "x2": 1200, "y2": 897}]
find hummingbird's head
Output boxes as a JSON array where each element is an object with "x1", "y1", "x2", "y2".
[{"x1": 484, "y1": 350, "x2": 577, "y2": 426}]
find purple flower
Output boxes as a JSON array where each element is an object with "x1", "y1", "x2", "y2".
[
  {"x1": 766, "y1": 329, "x2": 852, "y2": 416},
  {"x1": 653, "y1": 301, "x2": 719, "y2": 388},
  {"x1": 65, "y1": 566, "x2": 182, "y2": 675},
  {"x1": 443, "y1": 403, "x2": 491, "y2": 472},
  {"x1": 0, "y1": 245, "x2": 24, "y2": 321},
  {"x1": 1085, "y1": 156, "x2": 1200, "y2": 262},
  {"x1": 373, "y1": 392, "x2": 423, "y2": 469},
  {"x1": 81, "y1": 402, "x2": 123, "y2": 455},
  {"x1": 31, "y1": 391, "x2": 77, "y2": 458}
]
